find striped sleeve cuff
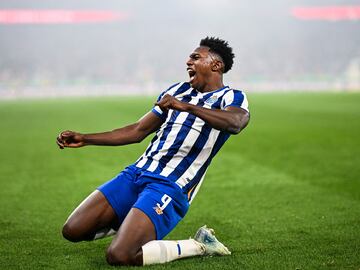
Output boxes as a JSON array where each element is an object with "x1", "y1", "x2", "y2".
[
  {"x1": 152, "y1": 106, "x2": 167, "y2": 120},
  {"x1": 222, "y1": 90, "x2": 249, "y2": 112}
]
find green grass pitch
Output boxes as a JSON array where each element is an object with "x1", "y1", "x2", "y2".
[{"x1": 0, "y1": 92, "x2": 359, "y2": 269}]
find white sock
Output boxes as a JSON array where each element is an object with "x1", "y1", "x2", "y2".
[
  {"x1": 142, "y1": 239, "x2": 205, "y2": 265},
  {"x1": 93, "y1": 227, "x2": 117, "y2": 240}
]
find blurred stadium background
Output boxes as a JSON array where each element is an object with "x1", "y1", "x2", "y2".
[
  {"x1": 0, "y1": 0, "x2": 359, "y2": 99},
  {"x1": 1, "y1": 1, "x2": 360, "y2": 270}
]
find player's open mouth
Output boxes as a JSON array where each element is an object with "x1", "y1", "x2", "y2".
[{"x1": 187, "y1": 68, "x2": 196, "y2": 82}]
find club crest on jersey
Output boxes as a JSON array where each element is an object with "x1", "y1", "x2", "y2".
[
  {"x1": 205, "y1": 95, "x2": 218, "y2": 105},
  {"x1": 153, "y1": 194, "x2": 172, "y2": 215}
]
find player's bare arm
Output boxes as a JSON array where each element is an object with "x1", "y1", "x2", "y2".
[
  {"x1": 156, "y1": 94, "x2": 249, "y2": 134},
  {"x1": 56, "y1": 111, "x2": 163, "y2": 149}
]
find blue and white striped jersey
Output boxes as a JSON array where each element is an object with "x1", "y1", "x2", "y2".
[{"x1": 135, "y1": 82, "x2": 249, "y2": 202}]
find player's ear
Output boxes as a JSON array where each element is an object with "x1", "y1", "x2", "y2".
[{"x1": 211, "y1": 60, "x2": 224, "y2": 73}]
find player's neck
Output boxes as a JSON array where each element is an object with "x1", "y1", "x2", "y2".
[{"x1": 198, "y1": 78, "x2": 224, "y2": 93}]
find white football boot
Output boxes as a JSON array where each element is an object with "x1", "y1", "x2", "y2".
[{"x1": 194, "y1": 225, "x2": 231, "y2": 256}]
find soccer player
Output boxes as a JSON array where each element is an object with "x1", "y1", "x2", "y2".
[{"x1": 56, "y1": 37, "x2": 250, "y2": 266}]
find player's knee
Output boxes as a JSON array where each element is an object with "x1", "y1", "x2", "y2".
[
  {"x1": 62, "y1": 222, "x2": 84, "y2": 242},
  {"x1": 106, "y1": 246, "x2": 139, "y2": 266}
]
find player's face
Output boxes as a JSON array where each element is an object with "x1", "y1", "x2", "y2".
[{"x1": 186, "y1": 46, "x2": 213, "y2": 90}]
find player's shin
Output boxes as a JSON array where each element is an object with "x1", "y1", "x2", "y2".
[{"x1": 141, "y1": 239, "x2": 205, "y2": 265}]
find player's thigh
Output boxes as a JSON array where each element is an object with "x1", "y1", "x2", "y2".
[
  {"x1": 63, "y1": 190, "x2": 118, "y2": 241},
  {"x1": 106, "y1": 208, "x2": 156, "y2": 266},
  {"x1": 63, "y1": 169, "x2": 140, "y2": 241}
]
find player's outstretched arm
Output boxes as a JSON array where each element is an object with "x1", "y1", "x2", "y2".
[
  {"x1": 56, "y1": 112, "x2": 163, "y2": 149},
  {"x1": 156, "y1": 94, "x2": 249, "y2": 134}
]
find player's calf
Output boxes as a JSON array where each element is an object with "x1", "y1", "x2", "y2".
[
  {"x1": 62, "y1": 222, "x2": 117, "y2": 242},
  {"x1": 62, "y1": 190, "x2": 120, "y2": 242}
]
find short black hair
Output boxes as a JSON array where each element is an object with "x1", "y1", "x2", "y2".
[{"x1": 200, "y1": 37, "x2": 235, "y2": 73}]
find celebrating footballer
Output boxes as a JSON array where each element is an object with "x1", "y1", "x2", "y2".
[{"x1": 56, "y1": 37, "x2": 250, "y2": 266}]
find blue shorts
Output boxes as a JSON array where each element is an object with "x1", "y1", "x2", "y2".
[{"x1": 97, "y1": 165, "x2": 189, "y2": 240}]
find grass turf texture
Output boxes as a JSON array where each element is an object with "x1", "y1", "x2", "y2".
[{"x1": 0, "y1": 92, "x2": 359, "y2": 270}]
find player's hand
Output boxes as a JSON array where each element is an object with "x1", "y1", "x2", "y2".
[
  {"x1": 56, "y1": 130, "x2": 85, "y2": 149},
  {"x1": 155, "y1": 94, "x2": 187, "y2": 112}
]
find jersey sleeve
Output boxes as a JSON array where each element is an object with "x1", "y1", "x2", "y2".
[
  {"x1": 151, "y1": 83, "x2": 181, "y2": 120},
  {"x1": 221, "y1": 89, "x2": 249, "y2": 112}
]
